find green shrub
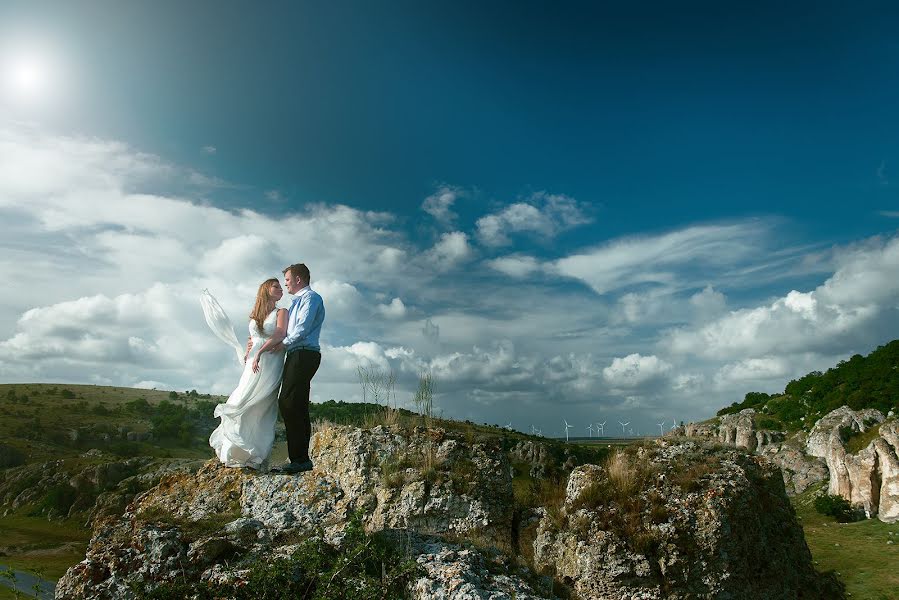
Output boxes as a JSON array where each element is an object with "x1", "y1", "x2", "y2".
[
  {"x1": 814, "y1": 494, "x2": 858, "y2": 522},
  {"x1": 0, "y1": 443, "x2": 25, "y2": 468},
  {"x1": 30, "y1": 483, "x2": 78, "y2": 516},
  {"x1": 126, "y1": 397, "x2": 152, "y2": 415}
]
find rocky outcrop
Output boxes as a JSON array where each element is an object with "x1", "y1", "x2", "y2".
[
  {"x1": 509, "y1": 440, "x2": 553, "y2": 478},
  {"x1": 688, "y1": 409, "x2": 786, "y2": 453},
  {"x1": 56, "y1": 424, "x2": 518, "y2": 599},
  {"x1": 411, "y1": 540, "x2": 553, "y2": 599},
  {"x1": 0, "y1": 453, "x2": 205, "y2": 526},
  {"x1": 57, "y1": 426, "x2": 842, "y2": 599},
  {"x1": 806, "y1": 407, "x2": 899, "y2": 522},
  {"x1": 683, "y1": 409, "x2": 827, "y2": 496},
  {"x1": 758, "y1": 441, "x2": 829, "y2": 497},
  {"x1": 684, "y1": 405, "x2": 899, "y2": 520},
  {"x1": 533, "y1": 441, "x2": 832, "y2": 599}
]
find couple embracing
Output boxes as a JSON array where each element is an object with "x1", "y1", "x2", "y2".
[{"x1": 208, "y1": 263, "x2": 325, "y2": 475}]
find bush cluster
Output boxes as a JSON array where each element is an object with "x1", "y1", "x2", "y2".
[
  {"x1": 813, "y1": 494, "x2": 859, "y2": 522},
  {"x1": 716, "y1": 340, "x2": 899, "y2": 430}
]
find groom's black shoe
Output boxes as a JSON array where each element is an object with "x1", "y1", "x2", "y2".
[{"x1": 273, "y1": 460, "x2": 313, "y2": 474}]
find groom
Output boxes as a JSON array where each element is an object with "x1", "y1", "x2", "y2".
[{"x1": 271, "y1": 263, "x2": 325, "y2": 474}]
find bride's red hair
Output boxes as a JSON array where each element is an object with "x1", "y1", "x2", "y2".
[{"x1": 249, "y1": 278, "x2": 279, "y2": 332}]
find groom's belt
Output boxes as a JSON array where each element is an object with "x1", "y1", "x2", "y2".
[{"x1": 286, "y1": 345, "x2": 320, "y2": 354}]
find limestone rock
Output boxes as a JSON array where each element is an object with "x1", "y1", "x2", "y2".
[
  {"x1": 758, "y1": 442, "x2": 828, "y2": 495},
  {"x1": 806, "y1": 407, "x2": 899, "y2": 522},
  {"x1": 683, "y1": 410, "x2": 825, "y2": 496},
  {"x1": 533, "y1": 441, "x2": 830, "y2": 599},
  {"x1": 411, "y1": 539, "x2": 553, "y2": 599},
  {"x1": 57, "y1": 425, "x2": 517, "y2": 598},
  {"x1": 806, "y1": 405, "x2": 884, "y2": 460}
]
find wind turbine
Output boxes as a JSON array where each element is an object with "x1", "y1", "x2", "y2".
[
  {"x1": 657, "y1": 421, "x2": 666, "y2": 436},
  {"x1": 597, "y1": 421, "x2": 606, "y2": 436},
  {"x1": 619, "y1": 421, "x2": 630, "y2": 435},
  {"x1": 671, "y1": 417, "x2": 678, "y2": 430},
  {"x1": 587, "y1": 423, "x2": 594, "y2": 438},
  {"x1": 505, "y1": 422, "x2": 513, "y2": 431},
  {"x1": 563, "y1": 419, "x2": 573, "y2": 442}
]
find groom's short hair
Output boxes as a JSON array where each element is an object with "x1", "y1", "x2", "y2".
[{"x1": 283, "y1": 263, "x2": 310, "y2": 283}]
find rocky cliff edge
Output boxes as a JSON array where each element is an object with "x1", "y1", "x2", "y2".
[{"x1": 56, "y1": 424, "x2": 839, "y2": 599}]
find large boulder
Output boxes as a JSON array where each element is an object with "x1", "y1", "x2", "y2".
[
  {"x1": 56, "y1": 424, "x2": 517, "y2": 599},
  {"x1": 806, "y1": 407, "x2": 899, "y2": 522},
  {"x1": 532, "y1": 441, "x2": 834, "y2": 599}
]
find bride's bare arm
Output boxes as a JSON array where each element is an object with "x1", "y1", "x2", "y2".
[{"x1": 251, "y1": 309, "x2": 288, "y2": 373}]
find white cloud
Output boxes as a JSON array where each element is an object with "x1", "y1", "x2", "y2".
[
  {"x1": 426, "y1": 231, "x2": 472, "y2": 270},
  {"x1": 602, "y1": 353, "x2": 672, "y2": 388},
  {"x1": 421, "y1": 186, "x2": 461, "y2": 226},
  {"x1": 3, "y1": 123, "x2": 899, "y2": 435},
  {"x1": 662, "y1": 235, "x2": 899, "y2": 360},
  {"x1": 202, "y1": 145, "x2": 217, "y2": 154},
  {"x1": 310, "y1": 280, "x2": 364, "y2": 320},
  {"x1": 553, "y1": 223, "x2": 766, "y2": 295},
  {"x1": 134, "y1": 380, "x2": 172, "y2": 390},
  {"x1": 475, "y1": 192, "x2": 591, "y2": 247},
  {"x1": 714, "y1": 357, "x2": 790, "y2": 387},
  {"x1": 689, "y1": 285, "x2": 727, "y2": 319},
  {"x1": 485, "y1": 254, "x2": 540, "y2": 278},
  {"x1": 377, "y1": 297, "x2": 407, "y2": 319}
]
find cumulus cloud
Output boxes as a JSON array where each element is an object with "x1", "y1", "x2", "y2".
[
  {"x1": 713, "y1": 357, "x2": 790, "y2": 387},
  {"x1": 662, "y1": 235, "x2": 899, "y2": 360},
  {"x1": 421, "y1": 186, "x2": 461, "y2": 226},
  {"x1": 4, "y1": 123, "x2": 899, "y2": 435},
  {"x1": 377, "y1": 298, "x2": 407, "y2": 319},
  {"x1": 602, "y1": 353, "x2": 672, "y2": 389},
  {"x1": 475, "y1": 192, "x2": 591, "y2": 247},
  {"x1": 426, "y1": 231, "x2": 472, "y2": 270},
  {"x1": 689, "y1": 285, "x2": 727, "y2": 319}
]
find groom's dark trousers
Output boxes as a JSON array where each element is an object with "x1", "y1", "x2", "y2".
[{"x1": 278, "y1": 349, "x2": 322, "y2": 463}]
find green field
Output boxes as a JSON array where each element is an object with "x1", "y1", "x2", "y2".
[
  {"x1": 0, "y1": 514, "x2": 87, "y2": 580},
  {"x1": 793, "y1": 486, "x2": 899, "y2": 599}
]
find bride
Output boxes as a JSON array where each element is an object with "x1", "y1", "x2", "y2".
[{"x1": 207, "y1": 278, "x2": 287, "y2": 469}]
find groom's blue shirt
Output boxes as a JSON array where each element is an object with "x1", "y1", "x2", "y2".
[{"x1": 283, "y1": 285, "x2": 325, "y2": 353}]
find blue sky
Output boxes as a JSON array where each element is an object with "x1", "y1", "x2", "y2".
[{"x1": 1, "y1": 1, "x2": 898, "y2": 436}]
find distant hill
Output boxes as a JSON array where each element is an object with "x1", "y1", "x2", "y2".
[
  {"x1": 716, "y1": 340, "x2": 899, "y2": 431},
  {"x1": 0, "y1": 383, "x2": 585, "y2": 468}
]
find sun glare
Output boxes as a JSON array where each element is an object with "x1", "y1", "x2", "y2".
[
  {"x1": 8, "y1": 57, "x2": 45, "y2": 96},
  {"x1": 1, "y1": 41, "x2": 62, "y2": 110}
]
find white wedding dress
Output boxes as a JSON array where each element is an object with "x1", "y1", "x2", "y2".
[{"x1": 209, "y1": 309, "x2": 285, "y2": 469}]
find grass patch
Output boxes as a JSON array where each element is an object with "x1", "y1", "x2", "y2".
[
  {"x1": 795, "y1": 489, "x2": 899, "y2": 599},
  {"x1": 0, "y1": 514, "x2": 89, "y2": 579},
  {"x1": 135, "y1": 506, "x2": 242, "y2": 541},
  {"x1": 0, "y1": 585, "x2": 21, "y2": 600},
  {"x1": 843, "y1": 422, "x2": 884, "y2": 454}
]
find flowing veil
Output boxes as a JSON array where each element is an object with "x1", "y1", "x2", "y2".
[{"x1": 200, "y1": 289, "x2": 245, "y2": 366}]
